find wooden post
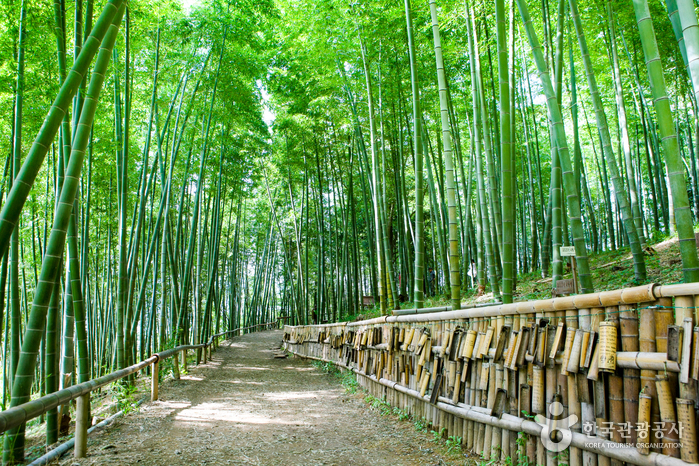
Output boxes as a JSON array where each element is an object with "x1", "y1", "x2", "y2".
[
  {"x1": 74, "y1": 393, "x2": 90, "y2": 458},
  {"x1": 151, "y1": 360, "x2": 159, "y2": 401},
  {"x1": 183, "y1": 349, "x2": 188, "y2": 372},
  {"x1": 173, "y1": 353, "x2": 180, "y2": 380}
]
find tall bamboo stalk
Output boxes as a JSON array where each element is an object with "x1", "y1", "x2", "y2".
[
  {"x1": 516, "y1": 0, "x2": 594, "y2": 293},
  {"x1": 568, "y1": 0, "x2": 646, "y2": 282},
  {"x1": 2, "y1": 5, "x2": 126, "y2": 461},
  {"x1": 428, "y1": 0, "x2": 460, "y2": 310},
  {"x1": 632, "y1": 0, "x2": 699, "y2": 283}
]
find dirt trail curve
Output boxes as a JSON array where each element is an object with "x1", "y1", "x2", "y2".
[{"x1": 68, "y1": 329, "x2": 460, "y2": 466}]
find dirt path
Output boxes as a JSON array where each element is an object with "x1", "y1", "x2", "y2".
[{"x1": 68, "y1": 330, "x2": 464, "y2": 466}]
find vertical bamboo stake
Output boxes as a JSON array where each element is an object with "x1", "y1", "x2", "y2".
[
  {"x1": 605, "y1": 309, "x2": 624, "y2": 466},
  {"x1": 648, "y1": 299, "x2": 671, "y2": 450},
  {"x1": 637, "y1": 392, "x2": 651, "y2": 455},
  {"x1": 594, "y1": 376, "x2": 611, "y2": 466},
  {"x1": 674, "y1": 296, "x2": 697, "y2": 398},
  {"x1": 520, "y1": 384, "x2": 535, "y2": 463},
  {"x1": 151, "y1": 360, "x2": 159, "y2": 401},
  {"x1": 619, "y1": 304, "x2": 640, "y2": 444},
  {"x1": 591, "y1": 306, "x2": 610, "y2": 466},
  {"x1": 74, "y1": 393, "x2": 89, "y2": 458},
  {"x1": 173, "y1": 353, "x2": 180, "y2": 380},
  {"x1": 676, "y1": 398, "x2": 698, "y2": 462},
  {"x1": 578, "y1": 307, "x2": 597, "y2": 466},
  {"x1": 545, "y1": 323, "x2": 557, "y2": 466},
  {"x1": 656, "y1": 374, "x2": 680, "y2": 457},
  {"x1": 492, "y1": 365, "x2": 503, "y2": 460}
]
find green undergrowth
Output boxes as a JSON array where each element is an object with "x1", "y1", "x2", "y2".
[
  {"x1": 311, "y1": 360, "x2": 359, "y2": 394},
  {"x1": 343, "y1": 235, "x2": 684, "y2": 321}
]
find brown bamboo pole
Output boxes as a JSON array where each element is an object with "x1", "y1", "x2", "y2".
[
  {"x1": 639, "y1": 303, "x2": 659, "y2": 452},
  {"x1": 73, "y1": 393, "x2": 89, "y2": 458},
  {"x1": 654, "y1": 297, "x2": 676, "y2": 452},
  {"x1": 590, "y1": 307, "x2": 611, "y2": 466},
  {"x1": 637, "y1": 392, "x2": 651, "y2": 455},
  {"x1": 578, "y1": 307, "x2": 598, "y2": 466},
  {"x1": 151, "y1": 360, "x2": 159, "y2": 401},
  {"x1": 676, "y1": 398, "x2": 698, "y2": 462},
  {"x1": 620, "y1": 304, "x2": 640, "y2": 444},
  {"x1": 656, "y1": 374, "x2": 680, "y2": 457},
  {"x1": 673, "y1": 295, "x2": 698, "y2": 460}
]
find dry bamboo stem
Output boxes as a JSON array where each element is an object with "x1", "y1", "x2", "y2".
[
  {"x1": 620, "y1": 304, "x2": 640, "y2": 444},
  {"x1": 637, "y1": 392, "x2": 651, "y2": 455},
  {"x1": 655, "y1": 374, "x2": 680, "y2": 458}
]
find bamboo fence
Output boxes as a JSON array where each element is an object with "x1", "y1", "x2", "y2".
[{"x1": 283, "y1": 283, "x2": 699, "y2": 466}]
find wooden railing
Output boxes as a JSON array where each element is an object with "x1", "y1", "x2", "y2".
[
  {"x1": 284, "y1": 283, "x2": 699, "y2": 466},
  {"x1": 0, "y1": 321, "x2": 277, "y2": 460}
]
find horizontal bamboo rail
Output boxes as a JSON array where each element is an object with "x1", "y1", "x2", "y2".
[
  {"x1": 298, "y1": 283, "x2": 699, "y2": 329},
  {"x1": 0, "y1": 321, "x2": 277, "y2": 460},
  {"x1": 392, "y1": 301, "x2": 502, "y2": 316},
  {"x1": 283, "y1": 282, "x2": 699, "y2": 466}
]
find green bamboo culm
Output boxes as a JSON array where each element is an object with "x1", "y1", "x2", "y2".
[
  {"x1": 607, "y1": 1, "x2": 646, "y2": 251},
  {"x1": 677, "y1": 1, "x2": 699, "y2": 108},
  {"x1": 550, "y1": 0, "x2": 565, "y2": 287},
  {"x1": 665, "y1": 0, "x2": 690, "y2": 70},
  {"x1": 9, "y1": 0, "x2": 27, "y2": 400},
  {"x1": 359, "y1": 35, "x2": 388, "y2": 314},
  {"x1": 2, "y1": 4, "x2": 126, "y2": 462},
  {"x1": 633, "y1": 0, "x2": 699, "y2": 283},
  {"x1": 467, "y1": 0, "x2": 500, "y2": 298},
  {"x1": 496, "y1": 0, "x2": 513, "y2": 304},
  {"x1": 516, "y1": 0, "x2": 594, "y2": 293},
  {"x1": 428, "y1": 0, "x2": 460, "y2": 310},
  {"x1": 0, "y1": 0, "x2": 125, "y2": 268},
  {"x1": 405, "y1": 0, "x2": 425, "y2": 309},
  {"x1": 568, "y1": 0, "x2": 646, "y2": 282}
]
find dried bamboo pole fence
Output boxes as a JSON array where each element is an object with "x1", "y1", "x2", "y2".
[{"x1": 284, "y1": 283, "x2": 699, "y2": 466}]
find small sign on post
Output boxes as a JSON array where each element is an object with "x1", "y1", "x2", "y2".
[
  {"x1": 559, "y1": 246, "x2": 579, "y2": 295},
  {"x1": 554, "y1": 279, "x2": 576, "y2": 296}
]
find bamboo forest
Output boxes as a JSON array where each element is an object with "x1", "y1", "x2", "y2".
[{"x1": 3, "y1": 0, "x2": 699, "y2": 464}]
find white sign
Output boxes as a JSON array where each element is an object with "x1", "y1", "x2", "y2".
[{"x1": 560, "y1": 246, "x2": 576, "y2": 257}]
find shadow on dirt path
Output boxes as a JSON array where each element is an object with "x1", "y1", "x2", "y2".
[{"x1": 67, "y1": 329, "x2": 464, "y2": 465}]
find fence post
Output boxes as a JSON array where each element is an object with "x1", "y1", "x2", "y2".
[
  {"x1": 74, "y1": 393, "x2": 90, "y2": 458},
  {"x1": 151, "y1": 360, "x2": 159, "y2": 401},
  {"x1": 183, "y1": 349, "x2": 188, "y2": 372},
  {"x1": 173, "y1": 353, "x2": 180, "y2": 380},
  {"x1": 203, "y1": 345, "x2": 207, "y2": 364}
]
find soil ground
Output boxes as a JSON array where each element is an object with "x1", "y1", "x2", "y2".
[{"x1": 62, "y1": 330, "x2": 469, "y2": 466}]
